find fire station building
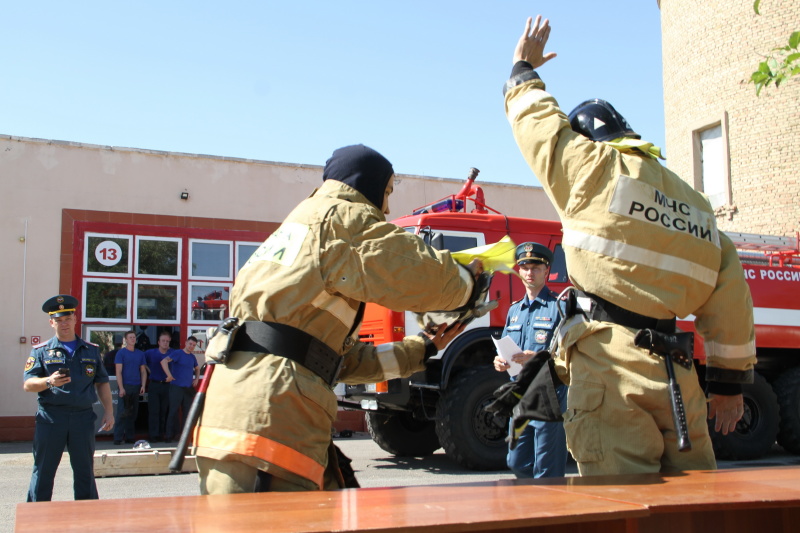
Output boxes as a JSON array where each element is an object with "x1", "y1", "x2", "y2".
[{"x1": 1, "y1": 134, "x2": 557, "y2": 440}]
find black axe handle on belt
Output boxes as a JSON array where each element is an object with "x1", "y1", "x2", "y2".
[
  {"x1": 634, "y1": 328, "x2": 693, "y2": 452},
  {"x1": 169, "y1": 362, "x2": 215, "y2": 472}
]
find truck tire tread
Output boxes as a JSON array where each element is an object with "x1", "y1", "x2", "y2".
[
  {"x1": 774, "y1": 367, "x2": 800, "y2": 455},
  {"x1": 365, "y1": 412, "x2": 440, "y2": 457},
  {"x1": 435, "y1": 366, "x2": 509, "y2": 471}
]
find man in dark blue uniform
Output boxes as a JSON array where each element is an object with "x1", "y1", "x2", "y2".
[
  {"x1": 493, "y1": 242, "x2": 568, "y2": 478},
  {"x1": 144, "y1": 331, "x2": 174, "y2": 443},
  {"x1": 160, "y1": 336, "x2": 200, "y2": 443},
  {"x1": 23, "y1": 295, "x2": 114, "y2": 502}
]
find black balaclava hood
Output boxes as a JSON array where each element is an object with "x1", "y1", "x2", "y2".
[{"x1": 322, "y1": 144, "x2": 394, "y2": 210}]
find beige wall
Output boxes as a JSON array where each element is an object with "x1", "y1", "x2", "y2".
[
  {"x1": 660, "y1": 0, "x2": 800, "y2": 236},
  {"x1": 1, "y1": 134, "x2": 556, "y2": 420}
]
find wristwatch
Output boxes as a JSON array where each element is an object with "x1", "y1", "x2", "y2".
[{"x1": 45, "y1": 378, "x2": 54, "y2": 390}]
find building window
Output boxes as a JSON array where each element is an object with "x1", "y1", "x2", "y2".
[
  {"x1": 84, "y1": 234, "x2": 132, "y2": 277},
  {"x1": 188, "y1": 327, "x2": 209, "y2": 359},
  {"x1": 83, "y1": 279, "x2": 131, "y2": 322},
  {"x1": 136, "y1": 236, "x2": 181, "y2": 278},
  {"x1": 692, "y1": 113, "x2": 732, "y2": 216},
  {"x1": 190, "y1": 239, "x2": 232, "y2": 280},
  {"x1": 134, "y1": 281, "x2": 180, "y2": 322},
  {"x1": 236, "y1": 242, "x2": 261, "y2": 274},
  {"x1": 189, "y1": 282, "x2": 231, "y2": 322},
  {"x1": 699, "y1": 125, "x2": 725, "y2": 209}
]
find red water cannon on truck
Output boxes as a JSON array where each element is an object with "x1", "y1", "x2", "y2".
[{"x1": 343, "y1": 170, "x2": 800, "y2": 470}]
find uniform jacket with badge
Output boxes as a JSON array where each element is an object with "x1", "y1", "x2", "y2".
[
  {"x1": 504, "y1": 76, "x2": 755, "y2": 387},
  {"x1": 503, "y1": 287, "x2": 561, "y2": 353},
  {"x1": 23, "y1": 337, "x2": 108, "y2": 409},
  {"x1": 195, "y1": 179, "x2": 473, "y2": 489}
]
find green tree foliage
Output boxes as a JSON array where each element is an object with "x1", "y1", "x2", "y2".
[
  {"x1": 138, "y1": 239, "x2": 179, "y2": 276},
  {"x1": 750, "y1": 0, "x2": 800, "y2": 95}
]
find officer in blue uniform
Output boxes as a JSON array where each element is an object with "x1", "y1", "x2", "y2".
[
  {"x1": 23, "y1": 295, "x2": 114, "y2": 502},
  {"x1": 493, "y1": 242, "x2": 568, "y2": 478}
]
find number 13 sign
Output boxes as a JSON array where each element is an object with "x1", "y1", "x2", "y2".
[{"x1": 95, "y1": 240, "x2": 123, "y2": 267}]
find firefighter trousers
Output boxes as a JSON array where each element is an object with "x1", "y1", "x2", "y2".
[
  {"x1": 198, "y1": 455, "x2": 341, "y2": 494},
  {"x1": 563, "y1": 322, "x2": 716, "y2": 476}
]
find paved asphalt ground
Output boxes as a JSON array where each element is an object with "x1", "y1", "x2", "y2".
[{"x1": 3, "y1": 433, "x2": 799, "y2": 533}]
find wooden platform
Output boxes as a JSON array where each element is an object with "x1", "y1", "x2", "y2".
[
  {"x1": 16, "y1": 466, "x2": 800, "y2": 533},
  {"x1": 94, "y1": 447, "x2": 197, "y2": 477}
]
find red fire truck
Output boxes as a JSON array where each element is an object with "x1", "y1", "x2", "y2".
[{"x1": 344, "y1": 173, "x2": 800, "y2": 470}]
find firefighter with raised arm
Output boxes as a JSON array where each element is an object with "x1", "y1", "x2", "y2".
[
  {"x1": 194, "y1": 144, "x2": 484, "y2": 493},
  {"x1": 502, "y1": 16, "x2": 755, "y2": 475}
]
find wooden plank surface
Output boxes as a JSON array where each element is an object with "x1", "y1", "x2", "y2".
[
  {"x1": 16, "y1": 467, "x2": 800, "y2": 533},
  {"x1": 15, "y1": 482, "x2": 646, "y2": 533},
  {"x1": 526, "y1": 465, "x2": 800, "y2": 512},
  {"x1": 93, "y1": 447, "x2": 197, "y2": 477}
]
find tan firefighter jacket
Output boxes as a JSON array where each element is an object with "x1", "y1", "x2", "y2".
[
  {"x1": 504, "y1": 75, "x2": 755, "y2": 387},
  {"x1": 195, "y1": 179, "x2": 473, "y2": 489}
]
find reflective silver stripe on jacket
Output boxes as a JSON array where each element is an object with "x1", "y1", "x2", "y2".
[
  {"x1": 375, "y1": 343, "x2": 401, "y2": 379},
  {"x1": 704, "y1": 339, "x2": 757, "y2": 362},
  {"x1": 563, "y1": 228, "x2": 719, "y2": 288}
]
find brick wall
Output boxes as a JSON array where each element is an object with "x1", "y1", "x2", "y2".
[{"x1": 660, "y1": 0, "x2": 800, "y2": 236}]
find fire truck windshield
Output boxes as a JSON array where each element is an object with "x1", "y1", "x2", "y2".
[{"x1": 414, "y1": 227, "x2": 480, "y2": 253}]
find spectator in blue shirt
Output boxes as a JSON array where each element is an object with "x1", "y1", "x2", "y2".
[
  {"x1": 114, "y1": 331, "x2": 147, "y2": 445},
  {"x1": 161, "y1": 336, "x2": 200, "y2": 442},
  {"x1": 144, "y1": 331, "x2": 174, "y2": 443}
]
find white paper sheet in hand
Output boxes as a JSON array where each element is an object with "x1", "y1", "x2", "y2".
[{"x1": 492, "y1": 336, "x2": 524, "y2": 377}]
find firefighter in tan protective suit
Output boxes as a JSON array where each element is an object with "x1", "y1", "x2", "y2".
[
  {"x1": 195, "y1": 144, "x2": 480, "y2": 493},
  {"x1": 502, "y1": 16, "x2": 756, "y2": 476}
]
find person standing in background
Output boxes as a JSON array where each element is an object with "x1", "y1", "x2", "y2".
[
  {"x1": 161, "y1": 336, "x2": 200, "y2": 443},
  {"x1": 144, "y1": 331, "x2": 174, "y2": 443},
  {"x1": 114, "y1": 331, "x2": 146, "y2": 445},
  {"x1": 493, "y1": 242, "x2": 567, "y2": 478},
  {"x1": 23, "y1": 295, "x2": 114, "y2": 501}
]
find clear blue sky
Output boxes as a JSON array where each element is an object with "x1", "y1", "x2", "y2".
[{"x1": 2, "y1": 1, "x2": 664, "y2": 187}]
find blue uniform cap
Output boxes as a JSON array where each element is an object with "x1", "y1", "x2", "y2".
[
  {"x1": 42, "y1": 294, "x2": 79, "y2": 317},
  {"x1": 515, "y1": 242, "x2": 553, "y2": 266}
]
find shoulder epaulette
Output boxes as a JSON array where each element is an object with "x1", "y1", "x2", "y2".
[
  {"x1": 510, "y1": 297, "x2": 524, "y2": 306},
  {"x1": 32, "y1": 340, "x2": 48, "y2": 349}
]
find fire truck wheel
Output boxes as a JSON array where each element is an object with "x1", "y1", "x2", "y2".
[
  {"x1": 435, "y1": 366, "x2": 509, "y2": 471},
  {"x1": 774, "y1": 367, "x2": 800, "y2": 454},
  {"x1": 709, "y1": 372, "x2": 779, "y2": 460},
  {"x1": 365, "y1": 412, "x2": 440, "y2": 457}
]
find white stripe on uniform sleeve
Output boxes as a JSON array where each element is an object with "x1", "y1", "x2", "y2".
[
  {"x1": 375, "y1": 343, "x2": 401, "y2": 379},
  {"x1": 704, "y1": 338, "x2": 756, "y2": 361}
]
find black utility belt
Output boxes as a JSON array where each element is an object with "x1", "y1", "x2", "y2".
[
  {"x1": 230, "y1": 321, "x2": 342, "y2": 386},
  {"x1": 576, "y1": 291, "x2": 676, "y2": 333},
  {"x1": 574, "y1": 291, "x2": 693, "y2": 369}
]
